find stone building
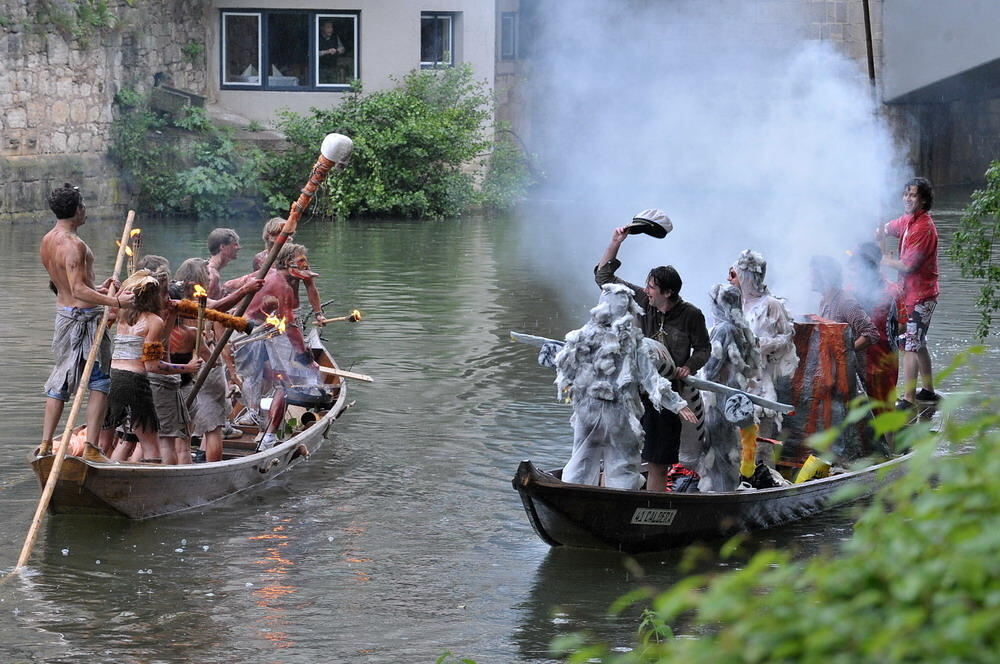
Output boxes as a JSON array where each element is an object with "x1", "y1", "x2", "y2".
[
  {"x1": 0, "y1": 0, "x2": 500, "y2": 222},
  {"x1": 1, "y1": 0, "x2": 997, "y2": 222}
]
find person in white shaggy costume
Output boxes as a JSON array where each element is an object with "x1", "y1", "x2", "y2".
[{"x1": 555, "y1": 283, "x2": 696, "y2": 490}]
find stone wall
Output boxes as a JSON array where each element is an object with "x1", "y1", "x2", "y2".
[{"x1": 0, "y1": 0, "x2": 209, "y2": 222}]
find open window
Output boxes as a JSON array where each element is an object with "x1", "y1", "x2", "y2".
[
  {"x1": 221, "y1": 10, "x2": 359, "y2": 91},
  {"x1": 420, "y1": 12, "x2": 455, "y2": 68}
]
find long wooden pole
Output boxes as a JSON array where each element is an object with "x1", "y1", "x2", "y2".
[
  {"x1": 185, "y1": 133, "x2": 353, "y2": 408},
  {"x1": 14, "y1": 210, "x2": 136, "y2": 571}
]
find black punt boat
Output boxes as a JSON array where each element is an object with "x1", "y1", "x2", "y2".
[
  {"x1": 512, "y1": 452, "x2": 912, "y2": 553},
  {"x1": 511, "y1": 319, "x2": 930, "y2": 553}
]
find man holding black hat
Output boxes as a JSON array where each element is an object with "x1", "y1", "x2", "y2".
[{"x1": 595, "y1": 209, "x2": 710, "y2": 491}]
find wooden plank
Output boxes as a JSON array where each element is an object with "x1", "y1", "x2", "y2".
[{"x1": 318, "y1": 366, "x2": 374, "y2": 383}]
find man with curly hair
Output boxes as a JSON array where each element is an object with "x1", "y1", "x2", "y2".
[
  {"x1": 876, "y1": 177, "x2": 940, "y2": 410},
  {"x1": 38, "y1": 183, "x2": 135, "y2": 457}
]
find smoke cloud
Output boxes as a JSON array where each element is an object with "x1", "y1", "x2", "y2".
[{"x1": 520, "y1": 0, "x2": 907, "y2": 319}]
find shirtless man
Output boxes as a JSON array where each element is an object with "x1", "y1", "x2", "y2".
[
  {"x1": 206, "y1": 228, "x2": 246, "y2": 436},
  {"x1": 39, "y1": 183, "x2": 135, "y2": 456}
]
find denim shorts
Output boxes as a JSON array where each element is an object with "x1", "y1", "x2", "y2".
[{"x1": 45, "y1": 362, "x2": 112, "y2": 401}]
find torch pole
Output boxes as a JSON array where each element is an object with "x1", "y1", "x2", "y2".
[
  {"x1": 185, "y1": 134, "x2": 353, "y2": 408},
  {"x1": 194, "y1": 292, "x2": 207, "y2": 357}
]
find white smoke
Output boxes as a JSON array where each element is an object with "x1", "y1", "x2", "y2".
[{"x1": 520, "y1": 0, "x2": 907, "y2": 319}]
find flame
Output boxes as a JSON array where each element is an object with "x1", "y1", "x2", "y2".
[
  {"x1": 265, "y1": 313, "x2": 287, "y2": 334},
  {"x1": 193, "y1": 284, "x2": 208, "y2": 299},
  {"x1": 349, "y1": 309, "x2": 362, "y2": 322},
  {"x1": 130, "y1": 228, "x2": 142, "y2": 238},
  {"x1": 116, "y1": 240, "x2": 133, "y2": 256}
]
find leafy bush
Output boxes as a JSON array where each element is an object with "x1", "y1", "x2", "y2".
[
  {"x1": 109, "y1": 89, "x2": 267, "y2": 218},
  {"x1": 550, "y1": 349, "x2": 999, "y2": 664},
  {"x1": 264, "y1": 65, "x2": 533, "y2": 219},
  {"x1": 949, "y1": 160, "x2": 1000, "y2": 338}
]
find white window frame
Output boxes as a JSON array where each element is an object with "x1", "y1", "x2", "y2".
[
  {"x1": 222, "y1": 12, "x2": 262, "y2": 87},
  {"x1": 314, "y1": 13, "x2": 359, "y2": 88}
]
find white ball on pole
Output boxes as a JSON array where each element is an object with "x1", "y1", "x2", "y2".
[{"x1": 321, "y1": 133, "x2": 353, "y2": 166}]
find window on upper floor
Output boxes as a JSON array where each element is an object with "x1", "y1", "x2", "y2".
[
  {"x1": 500, "y1": 12, "x2": 517, "y2": 60},
  {"x1": 421, "y1": 12, "x2": 455, "y2": 68},
  {"x1": 221, "y1": 10, "x2": 359, "y2": 91}
]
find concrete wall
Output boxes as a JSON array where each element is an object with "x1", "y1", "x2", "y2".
[
  {"x1": 882, "y1": 0, "x2": 1000, "y2": 103},
  {"x1": 0, "y1": 0, "x2": 211, "y2": 222},
  {"x1": 209, "y1": 0, "x2": 496, "y2": 125}
]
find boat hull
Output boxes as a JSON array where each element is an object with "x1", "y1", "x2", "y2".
[
  {"x1": 30, "y1": 344, "x2": 349, "y2": 519},
  {"x1": 512, "y1": 454, "x2": 910, "y2": 553}
]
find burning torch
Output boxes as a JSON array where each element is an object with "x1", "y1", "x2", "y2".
[{"x1": 193, "y1": 284, "x2": 208, "y2": 357}]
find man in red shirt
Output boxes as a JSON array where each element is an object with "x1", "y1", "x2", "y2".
[{"x1": 877, "y1": 177, "x2": 940, "y2": 410}]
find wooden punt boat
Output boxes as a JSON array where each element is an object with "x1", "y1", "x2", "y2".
[
  {"x1": 512, "y1": 452, "x2": 913, "y2": 553},
  {"x1": 511, "y1": 318, "x2": 935, "y2": 553},
  {"x1": 29, "y1": 337, "x2": 349, "y2": 519}
]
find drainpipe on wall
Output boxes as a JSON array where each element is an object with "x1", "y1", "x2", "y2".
[{"x1": 862, "y1": 0, "x2": 876, "y2": 87}]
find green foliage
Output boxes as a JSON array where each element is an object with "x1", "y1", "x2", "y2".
[
  {"x1": 181, "y1": 40, "x2": 204, "y2": 63},
  {"x1": 109, "y1": 91, "x2": 266, "y2": 218},
  {"x1": 480, "y1": 127, "x2": 536, "y2": 211},
  {"x1": 244, "y1": 120, "x2": 265, "y2": 133},
  {"x1": 113, "y1": 86, "x2": 144, "y2": 110},
  {"x1": 264, "y1": 65, "x2": 533, "y2": 219},
  {"x1": 36, "y1": 0, "x2": 122, "y2": 45},
  {"x1": 554, "y1": 356, "x2": 1000, "y2": 663},
  {"x1": 949, "y1": 160, "x2": 1000, "y2": 337},
  {"x1": 172, "y1": 105, "x2": 211, "y2": 132}
]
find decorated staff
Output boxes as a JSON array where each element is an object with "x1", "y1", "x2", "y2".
[
  {"x1": 193, "y1": 283, "x2": 208, "y2": 356},
  {"x1": 185, "y1": 133, "x2": 354, "y2": 408}
]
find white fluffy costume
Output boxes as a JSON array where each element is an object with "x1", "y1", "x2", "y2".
[
  {"x1": 555, "y1": 284, "x2": 688, "y2": 489},
  {"x1": 732, "y1": 250, "x2": 798, "y2": 441},
  {"x1": 698, "y1": 284, "x2": 764, "y2": 491}
]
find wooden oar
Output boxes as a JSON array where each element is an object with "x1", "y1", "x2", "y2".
[
  {"x1": 319, "y1": 366, "x2": 374, "y2": 383},
  {"x1": 14, "y1": 210, "x2": 136, "y2": 572},
  {"x1": 185, "y1": 133, "x2": 353, "y2": 408}
]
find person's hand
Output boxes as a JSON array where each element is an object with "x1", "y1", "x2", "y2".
[
  {"x1": 337, "y1": 46, "x2": 345, "y2": 54},
  {"x1": 116, "y1": 291, "x2": 135, "y2": 308},
  {"x1": 244, "y1": 278, "x2": 265, "y2": 294},
  {"x1": 186, "y1": 358, "x2": 205, "y2": 373},
  {"x1": 874, "y1": 224, "x2": 886, "y2": 242},
  {"x1": 678, "y1": 406, "x2": 697, "y2": 423},
  {"x1": 674, "y1": 366, "x2": 691, "y2": 379},
  {"x1": 612, "y1": 226, "x2": 629, "y2": 244},
  {"x1": 313, "y1": 312, "x2": 328, "y2": 327},
  {"x1": 100, "y1": 277, "x2": 119, "y2": 293}
]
